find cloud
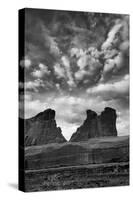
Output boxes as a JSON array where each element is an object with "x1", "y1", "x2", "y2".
[
  {"x1": 24, "y1": 19, "x2": 61, "y2": 70},
  {"x1": 70, "y1": 47, "x2": 84, "y2": 58},
  {"x1": 87, "y1": 74, "x2": 129, "y2": 100},
  {"x1": 41, "y1": 24, "x2": 61, "y2": 56},
  {"x1": 61, "y1": 56, "x2": 76, "y2": 87},
  {"x1": 102, "y1": 21, "x2": 122, "y2": 50},
  {"x1": 55, "y1": 83, "x2": 61, "y2": 91},
  {"x1": 101, "y1": 15, "x2": 129, "y2": 66},
  {"x1": 120, "y1": 40, "x2": 129, "y2": 52},
  {"x1": 24, "y1": 10, "x2": 129, "y2": 89},
  {"x1": 103, "y1": 52, "x2": 123, "y2": 73},
  {"x1": 77, "y1": 53, "x2": 88, "y2": 69},
  {"x1": 25, "y1": 78, "x2": 55, "y2": 92},
  {"x1": 74, "y1": 47, "x2": 102, "y2": 82},
  {"x1": 103, "y1": 49, "x2": 118, "y2": 60},
  {"x1": 101, "y1": 16, "x2": 129, "y2": 83},
  {"x1": 31, "y1": 63, "x2": 50, "y2": 78},
  {"x1": 25, "y1": 79, "x2": 45, "y2": 92},
  {"x1": 116, "y1": 113, "x2": 129, "y2": 136},
  {"x1": 54, "y1": 63, "x2": 66, "y2": 78},
  {"x1": 101, "y1": 19, "x2": 129, "y2": 81},
  {"x1": 76, "y1": 47, "x2": 101, "y2": 70},
  {"x1": 75, "y1": 70, "x2": 87, "y2": 81}
]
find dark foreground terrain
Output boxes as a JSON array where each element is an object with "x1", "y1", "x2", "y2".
[
  {"x1": 24, "y1": 136, "x2": 129, "y2": 192},
  {"x1": 25, "y1": 162, "x2": 129, "y2": 192}
]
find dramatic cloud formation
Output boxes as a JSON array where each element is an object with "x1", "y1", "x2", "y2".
[{"x1": 19, "y1": 9, "x2": 129, "y2": 140}]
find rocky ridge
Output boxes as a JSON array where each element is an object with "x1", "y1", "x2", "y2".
[{"x1": 70, "y1": 107, "x2": 117, "y2": 142}]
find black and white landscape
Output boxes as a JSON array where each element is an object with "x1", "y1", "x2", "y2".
[{"x1": 19, "y1": 9, "x2": 129, "y2": 192}]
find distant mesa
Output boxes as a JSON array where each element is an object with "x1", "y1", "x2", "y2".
[
  {"x1": 70, "y1": 107, "x2": 117, "y2": 142},
  {"x1": 21, "y1": 108, "x2": 67, "y2": 146}
]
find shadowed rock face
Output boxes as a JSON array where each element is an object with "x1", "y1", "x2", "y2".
[
  {"x1": 70, "y1": 107, "x2": 117, "y2": 142},
  {"x1": 21, "y1": 109, "x2": 67, "y2": 146}
]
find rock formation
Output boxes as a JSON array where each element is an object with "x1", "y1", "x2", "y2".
[
  {"x1": 21, "y1": 109, "x2": 67, "y2": 146},
  {"x1": 70, "y1": 107, "x2": 117, "y2": 142},
  {"x1": 98, "y1": 107, "x2": 117, "y2": 137}
]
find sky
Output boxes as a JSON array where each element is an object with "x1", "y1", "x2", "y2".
[{"x1": 19, "y1": 9, "x2": 129, "y2": 140}]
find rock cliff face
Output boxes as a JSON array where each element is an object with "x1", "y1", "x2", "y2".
[
  {"x1": 70, "y1": 107, "x2": 117, "y2": 142},
  {"x1": 22, "y1": 109, "x2": 67, "y2": 146}
]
